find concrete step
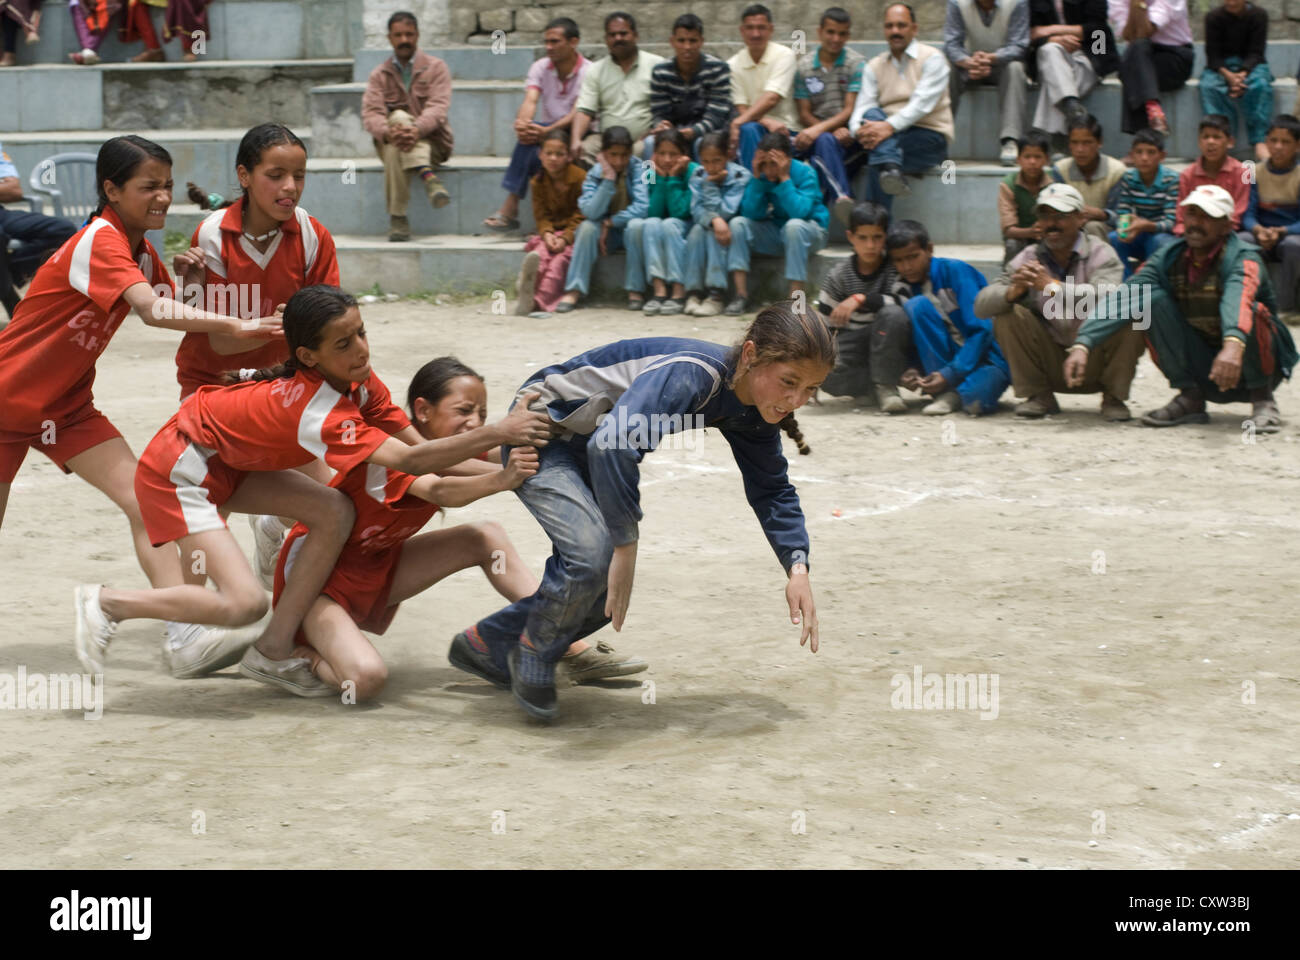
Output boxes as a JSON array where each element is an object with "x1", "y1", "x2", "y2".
[
  {"x1": 356, "y1": 40, "x2": 1300, "y2": 84},
  {"x1": 325, "y1": 235, "x2": 1005, "y2": 302},
  {"x1": 3, "y1": 128, "x2": 313, "y2": 206},
  {"x1": 10, "y1": 0, "x2": 362, "y2": 66},
  {"x1": 311, "y1": 80, "x2": 522, "y2": 159},
  {"x1": 1, "y1": 59, "x2": 351, "y2": 132},
  {"x1": 309, "y1": 71, "x2": 1298, "y2": 165}
]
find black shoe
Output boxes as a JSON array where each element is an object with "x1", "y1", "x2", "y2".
[
  {"x1": 1060, "y1": 96, "x2": 1088, "y2": 124},
  {"x1": 507, "y1": 646, "x2": 558, "y2": 721},
  {"x1": 724, "y1": 296, "x2": 749, "y2": 316},
  {"x1": 878, "y1": 163, "x2": 910, "y2": 197},
  {"x1": 447, "y1": 631, "x2": 510, "y2": 689}
]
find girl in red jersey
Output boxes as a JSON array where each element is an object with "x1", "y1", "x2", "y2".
[
  {"x1": 75, "y1": 285, "x2": 552, "y2": 696},
  {"x1": 0, "y1": 135, "x2": 281, "y2": 655},
  {"x1": 174, "y1": 123, "x2": 338, "y2": 401},
  {"x1": 174, "y1": 123, "x2": 344, "y2": 593},
  {"x1": 271, "y1": 357, "x2": 647, "y2": 700}
]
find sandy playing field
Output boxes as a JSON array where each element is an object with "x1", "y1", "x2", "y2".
[{"x1": 1, "y1": 299, "x2": 1297, "y2": 869}]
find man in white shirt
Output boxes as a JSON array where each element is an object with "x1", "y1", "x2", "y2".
[
  {"x1": 1109, "y1": 0, "x2": 1194, "y2": 135},
  {"x1": 727, "y1": 4, "x2": 800, "y2": 170},
  {"x1": 850, "y1": 3, "x2": 954, "y2": 210}
]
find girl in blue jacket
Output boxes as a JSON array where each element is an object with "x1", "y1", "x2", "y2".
[
  {"x1": 687, "y1": 131, "x2": 752, "y2": 317},
  {"x1": 557, "y1": 126, "x2": 650, "y2": 313},
  {"x1": 448, "y1": 302, "x2": 834, "y2": 721}
]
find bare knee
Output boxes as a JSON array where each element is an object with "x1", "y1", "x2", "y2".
[
  {"x1": 472, "y1": 519, "x2": 508, "y2": 554},
  {"x1": 223, "y1": 588, "x2": 269, "y2": 626},
  {"x1": 302, "y1": 488, "x2": 354, "y2": 542},
  {"x1": 343, "y1": 658, "x2": 388, "y2": 700}
]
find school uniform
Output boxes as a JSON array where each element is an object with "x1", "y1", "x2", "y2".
[
  {"x1": 563, "y1": 157, "x2": 650, "y2": 297},
  {"x1": 628, "y1": 161, "x2": 698, "y2": 289},
  {"x1": 689, "y1": 161, "x2": 752, "y2": 292},
  {"x1": 174, "y1": 197, "x2": 340, "y2": 399},
  {"x1": 524, "y1": 163, "x2": 586, "y2": 313},
  {"x1": 134, "y1": 368, "x2": 409, "y2": 547},
  {"x1": 274, "y1": 462, "x2": 439, "y2": 645},
  {"x1": 0, "y1": 206, "x2": 170, "y2": 484},
  {"x1": 466, "y1": 337, "x2": 812, "y2": 683},
  {"x1": 900, "y1": 256, "x2": 1011, "y2": 413},
  {"x1": 728, "y1": 159, "x2": 829, "y2": 283}
]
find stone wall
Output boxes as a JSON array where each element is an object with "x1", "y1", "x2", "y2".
[{"x1": 376, "y1": 0, "x2": 1300, "y2": 45}]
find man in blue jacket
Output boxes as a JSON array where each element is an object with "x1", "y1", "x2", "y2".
[
  {"x1": 887, "y1": 219, "x2": 1010, "y2": 414},
  {"x1": 724, "y1": 131, "x2": 829, "y2": 315}
]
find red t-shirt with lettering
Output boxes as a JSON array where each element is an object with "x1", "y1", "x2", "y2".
[
  {"x1": 172, "y1": 367, "x2": 411, "y2": 479},
  {"x1": 0, "y1": 206, "x2": 172, "y2": 431},
  {"x1": 174, "y1": 199, "x2": 340, "y2": 398}
]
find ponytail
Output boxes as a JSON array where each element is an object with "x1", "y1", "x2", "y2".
[
  {"x1": 219, "y1": 285, "x2": 357, "y2": 385},
  {"x1": 221, "y1": 357, "x2": 299, "y2": 385}
]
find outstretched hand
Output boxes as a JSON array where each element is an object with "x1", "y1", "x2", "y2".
[
  {"x1": 786, "y1": 565, "x2": 818, "y2": 652},
  {"x1": 605, "y1": 541, "x2": 638, "y2": 631}
]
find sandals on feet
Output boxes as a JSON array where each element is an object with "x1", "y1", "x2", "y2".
[
  {"x1": 1251, "y1": 399, "x2": 1282, "y2": 433},
  {"x1": 1141, "y1": 392, "x2": 1209, "y2": 427},
  {"x1": 482, "y1": 213, "x2": 520, "y2": 233}
]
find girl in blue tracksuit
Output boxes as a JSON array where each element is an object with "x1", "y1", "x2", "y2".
[
  {"x1": 687, "y1": 131, "x2": 752, "y2": 317},
  {"x1": 558, "y1": 126, "x2": 650, "y2": 312},
  {"x1": 448, "y1": 303, "x2": 834, "y2": 721}
]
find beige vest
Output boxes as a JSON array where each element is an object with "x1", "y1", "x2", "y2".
[
  {"x1": 869, "y1": 43, "x2": 955, "y2": 142},
  {"x1": 957, "y1": 0, "x2": 1013, "y2": 54}
]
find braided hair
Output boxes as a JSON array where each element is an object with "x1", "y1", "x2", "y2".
[
  {"x1": 729, "y1": 301, "x2": 836, "y2": 455},
  {"x1": 90, "y1": 136, "x2": 173, "y2": 220}
]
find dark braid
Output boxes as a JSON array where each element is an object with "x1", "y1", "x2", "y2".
[
  {"x1": 780, "y1": 414, "x2": 811, "y2": 455},
  {"x1": 220, "y1": 285, "x2": 357, "y2": 384}
]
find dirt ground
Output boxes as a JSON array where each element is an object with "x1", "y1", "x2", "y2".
[{"x1": 1, "y1": 299, "x2": 1297, "y2": 869}]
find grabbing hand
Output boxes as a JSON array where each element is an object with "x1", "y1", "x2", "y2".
[
  {"x1": 173, "y1": 246, "x2": 206, "y2": 280},
  {"x1": 497, "y1": 392, "x2": 554, "y2": 447},
  {"x1": 501, "y1": 445, "x2": 539, "y2": 488}
]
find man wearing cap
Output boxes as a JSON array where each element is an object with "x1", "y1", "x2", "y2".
[
  {"x1": 1069, "y1": 184, "x2": 1297, "y2": 430},
  {"x1": 977, "y1": 182, "x2": 1142, "y2": 419}
]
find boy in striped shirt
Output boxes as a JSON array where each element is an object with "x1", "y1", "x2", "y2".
[{"x1": 1110, "y1": 128, "x2": 1178, "y2": 277}]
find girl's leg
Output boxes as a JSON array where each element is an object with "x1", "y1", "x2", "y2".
[
  {"x1": 222, "y1": 470, "x2": 353, "y2": 659},
  {"x1": 299, "y1": 596, "x2": 388, "y2": 699},
  {"x1": 99, "y1": 527, "x2": 267, "y2": 624},
  {"x1": 0, "y1": 482, "x2": 8, "y2": 529},
  {"x1": 388, "y1": 520, "x2": 538, "y2": 605},
  {"x1": 66, "y1": 437, "x2": 185, "y2": 588}
]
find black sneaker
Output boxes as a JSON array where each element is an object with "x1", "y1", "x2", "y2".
[
  {"x1": 508, "y1": 646, "x2": 558, "y2": 721},
  {"x1": 878, "y1": 163, "x2": 910, "y2": 197},
  {"x1": 447, "y1": 631, "x2": 510, "y2": 689},
  {"x1": 724, "y1": 296, "x2": 749, "y2": 316}
]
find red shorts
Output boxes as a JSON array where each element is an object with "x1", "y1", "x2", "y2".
[
  {"x1": 273, "y1": 528, "x2": 403, "y2": 648},
  {"x1": 0, "y1": 400, "x2": 123, "y2": 484},
  {"x1": 134, "y1": 422, "x2": 244, "y2": 546}
]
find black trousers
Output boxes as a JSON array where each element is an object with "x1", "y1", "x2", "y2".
[
  {"x1": 1118, "y1": 39, "x2": 1195, "y2": 133},
  {"x1": 821, "y1": 303, "x2": 913, "y2": 397},
  {"x1": 0, "y1": 207, "x2": 77, "y2": 317}
]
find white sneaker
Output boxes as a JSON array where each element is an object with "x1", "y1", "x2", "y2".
[
  {"x1": 74, "y1": 584, "x2": 117, "y2": 674},
  {"x1": 922, "y1": 390, "x2": 963, "y2": 416},
  {"x1": 684, "y1": 294, "x2": 703, "y2": 316},
  {"x1": 516, "y1": 250, "x2": 541, "y2": 316},
  {"x1": 238, "y1": 646, "x2": 335, "y2": 697},
  {"x1": 694, "y1": 296, "x2": 724, "y2": 318},
  {"x1": 249, "y1": 514, "x2": 286, "y2": 591},
  {"x1": 999, "y1": 140, "x2": 1018, "y2": 166},
  {"x1": 165, "y1": 619, "x2": 264, "y2": 679}
]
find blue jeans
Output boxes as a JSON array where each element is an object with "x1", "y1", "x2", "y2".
[
  {"x1": 794, "y1": 132, "x2": 867, "y2": 204},
  {"x1": 1108, "y1": 228, "x2": 1176, "y2": 279},
  {"x1": 726, "y1": 216, "x2": 828, "y2": 283},
  {"x1": 684, "y1": 223, "x2": 712, "y2": 291},
  {"x1": 563, "y1": 218, "x2": 647, "y2": 295},
  {"x1": 1199, "y1": 58, "x2": 1274, "y2": 146},
  {"x1": 737, "y1": 121, "x2": 769, "y2": 171},
  {"x1": 905, "y1": 294, "x2": 1009, "y2": 413},
  {"x1": 857, "y1": 107, "x2": 949, "y2": 211},
  {"x1": 638, "y1": 217, "x2": 690, "y2": 286},
  {"x1": 473, "y1": 438, "x2": 615, "y2": 682},
  {"x1": 500, "y1": 140, "x2": 542, "y2": 198}
]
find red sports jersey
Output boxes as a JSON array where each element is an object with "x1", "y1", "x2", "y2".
[
  {"x1": 174, "y1": 199, "x2": 340, "y2": 398},
  {"x1": 172, "y1": 367, "x2": 411, "y2": 479},
  {"x1": 0, "y1": 206, "x2": 172, "y2": 431},
  {"x1": 274, "y1": 465, "x2": 439, "y2": 640}
]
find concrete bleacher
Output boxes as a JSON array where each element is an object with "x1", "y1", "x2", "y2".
[{"x1": 7, "y1": 28, "x2": 1300, "y2": 300}]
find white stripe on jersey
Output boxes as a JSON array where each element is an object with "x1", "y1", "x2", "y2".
[
  {"x1": 196, "y1": 209, "x2": 228, "y2": 279},
  {"x1": 238, "y1": 230, "x2": 284, "y2": 271},
  {"x1": 519, "y1": 354, "x2": 723, "y2": 437},
  {"x1": 364, "y1": 462, "x2": 387, "y2": 503},
  {"x1": 297, "y1": 380, "x2": 344, "y2": 478},
  {"x1": 67, "y1": 219, "x2": 113, "y2": 298},
  {"x1": 295, "y1": 206, "x2": 320, "y2": 276},
  {"x1": 169, "y1": 442, "x2": 226, "y2": 536}
]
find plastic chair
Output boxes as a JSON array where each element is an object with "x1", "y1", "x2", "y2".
[{"x1": 26, "y1": 152, "x2": 99, "y2": 226}]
